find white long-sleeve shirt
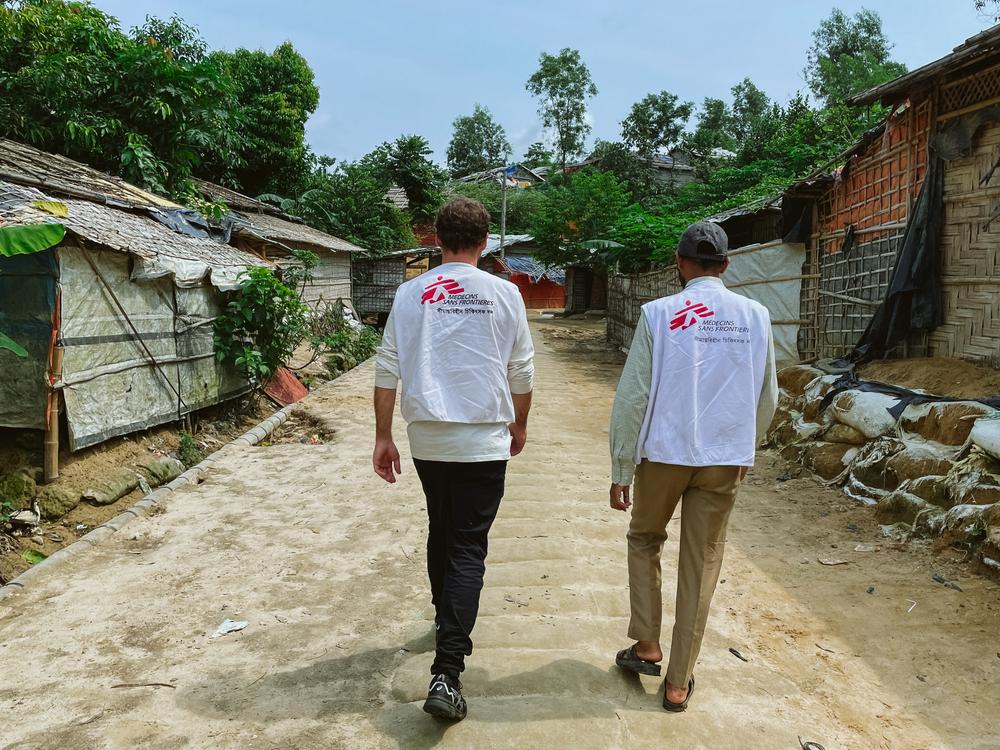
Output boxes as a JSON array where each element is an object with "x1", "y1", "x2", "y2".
[
  {"x1": 609, "y1": 276, "x2": 778, "y2": 485},
  {"x1": 375, "y1": 262, "x2": 534, "y2": 462}
]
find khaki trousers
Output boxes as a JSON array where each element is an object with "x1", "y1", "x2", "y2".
[{"x1": 627, "y1": 460, "x2": 740, "y2": 688}]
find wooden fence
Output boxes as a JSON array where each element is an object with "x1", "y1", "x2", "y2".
[{"x1": 607, "y1": 267, "x2": 681, "y2": 351}]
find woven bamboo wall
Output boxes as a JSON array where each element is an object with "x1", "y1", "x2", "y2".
[
  {"x1": 928, "y1": 120, "x2": 1000, "y2": 364},
  {"x1": 607, "y1": 268, "x2": 681, "y2": 350},
  {"x1": 352, "y1": 257, "x2": 406, "y2": 314},
  {"x1": 810, "y1": 99, "x2": 933, "y2": 359}
]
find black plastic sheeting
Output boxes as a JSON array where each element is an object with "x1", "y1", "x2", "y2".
[
  {"x1": 849, "y1": 153, "x2": 944, "y2": 363},
  {"x1": 819, "y1": 372, "x2": 1000, "y2": 420},
  {"x1": 145, "y1": 207, "x2": 235, "y2": 244},
  {"x1": 825, "y1": 105, "x2": 1000, "y2": 366}
]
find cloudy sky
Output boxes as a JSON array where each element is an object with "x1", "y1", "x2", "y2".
[{"x1": 93, "y1": 1, "x2": 994, "y2": 165}]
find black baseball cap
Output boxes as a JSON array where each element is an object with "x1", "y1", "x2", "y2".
[{"x1": 677, "y1": 221, "x2": 729, "y2": 262}]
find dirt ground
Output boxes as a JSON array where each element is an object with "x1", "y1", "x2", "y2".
[
  {"x1": 1, "y1": 318, "x2": 998, "y2": 749},
  {"x1": 0, "y1": 398, "x2": 274, "y2": 585},
  {"x1": 859, "y1": 357, "x2": 1000, "y2": 399}
]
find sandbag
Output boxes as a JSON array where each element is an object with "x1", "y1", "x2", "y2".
[
  {"x1": 830, "y1": 390, "x2": 901, "y2": 439},
  {"x1": 971, "y1": 418, "x2": 1000, "y2": 461}
]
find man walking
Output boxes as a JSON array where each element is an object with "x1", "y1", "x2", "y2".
[
  {"x1": 372, "y1": 197, "x2": 534, "y2": 721},
  {"x1": 608, "y1": 221, "x2": 777, "y2": 711}
]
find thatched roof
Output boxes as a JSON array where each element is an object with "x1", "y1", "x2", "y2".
[
  {"x1": 0, "y1": 180, "x2": 266, "y2": 291},
  {"x1": 0, "y1": 139, "x2": 180, "y2": 209},
  {"x1": 194, "y1": 178, "x2": 367, "y2": 254},
  {"x1": 850, "y1": 24, "x2": 1000, "y2": 106}
]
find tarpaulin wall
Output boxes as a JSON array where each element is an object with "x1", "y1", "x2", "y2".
[
  {"x1": 58, "y1": 245, "x2": 248, "y2": 450},
  {"x1": 607, "y1": 242, "x2": 806, "y2": 365},
  {"x1": 722, "y1": 240, "x2": 807, "y2": 366},
  {"x1": 0, "y1": 249, "x2": 56, "y2": 429},
  {"x1": 508, "y1": 272, "x2": 565, "y2": 309}
]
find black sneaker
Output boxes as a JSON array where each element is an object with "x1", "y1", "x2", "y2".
[{"x1": 422, "y1": 673, "x2": 467, "y2": 721}]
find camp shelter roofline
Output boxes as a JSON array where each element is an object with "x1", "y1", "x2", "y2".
[
  {"x1": 0, "y1": 141, "x2": 269, "y2": 291},
  {"x1": 0, "y1": 138, "x2": 181, "y2": 210},
  {"x1": 192, "y1": 178, "x2": 367, "y2": 256},
  {"x1": 850, "y1": 23, "x2": 1000, "y2": 107}
]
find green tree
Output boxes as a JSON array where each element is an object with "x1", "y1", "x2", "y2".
[
  {"x1": 683, "y1": 97, "x2": 736, "y2": 158},
  {"x1": 805, "y1": 8, "x2": 907, "y2": 107},
  {"x1": 450, "y1": 180, "x2": 546, "y2": 234},
  {"x1": 588, "y1": 140, "x2": 661, "y2": 206},
  {"x1": 209, "y1": 42, "x2": 320, "y2": 196},
  {"x1": 525, "y1": 48, "x2": 598, "y2": 174},
  {"x1": 446, "y1": 104, "x2": 511, "y2": 178},
  {"x1": 621, "y1": 90, "x2": 693, "y2": 160},
  {"x1": 0, "y1": 2, "x2": 242, "y2": 197},
  {"x1": 530, "y1": 171, "x2": 629, "y2": 268},
  {"x1": 362, "y1": 134, "x2": 446, "y2": 222},
  {"x1": 522, "y1": 142, "x2": 554, "y2": 170}
]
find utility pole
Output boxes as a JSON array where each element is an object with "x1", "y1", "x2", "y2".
[{"x1": 499, "y1": 166, "x2": 508, "y2": 261}]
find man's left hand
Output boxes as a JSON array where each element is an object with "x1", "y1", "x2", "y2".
[
  {"x1": 609, "y1": 483, "x2": 631, "y2": 511},
  {"x1": 739, "y1": 466, "x2": 750, "y2": 481},
  {"x1": 509, "y1": 423, "x2": 527, "y2": 457}
]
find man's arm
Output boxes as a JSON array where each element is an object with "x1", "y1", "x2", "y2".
[
  {"x1": 608, "y1": 310, "x2": 654, "y2": 510},
  {"x1": 507, "y1": 299, "x2": 535, "y2": 457},
  {"x1": 373, "y1": 307, "x2": 401, "y2": 483},
  {"x1": 755, "y1": 323, "x2": 779, "y2": 448},
  {"x1": 373, "y1": 386, "x2": 401, "y2": 483}
]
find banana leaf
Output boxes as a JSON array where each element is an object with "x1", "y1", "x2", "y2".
[
  {"x1": 0, "y1": 332, "x2": 28, "y2": 357},
  {"x1": 0, "y1": 223, "x2": 66, "y2": 257}
]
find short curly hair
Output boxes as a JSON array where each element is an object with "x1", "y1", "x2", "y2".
[{"x1": 435, "y1": 197, "x2": 490, "y2": 252}]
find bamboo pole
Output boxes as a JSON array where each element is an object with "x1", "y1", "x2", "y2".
[{"x1": 44, "y1": 345, "x2": 64, "y2": 484}]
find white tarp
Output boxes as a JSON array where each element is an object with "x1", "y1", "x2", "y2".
[
  {"x1": 59, "y1": 246, "x2": 249, "y2": 450},
  {"x1": 723, "y1": 240, "x2": 806, "y2": 366}
]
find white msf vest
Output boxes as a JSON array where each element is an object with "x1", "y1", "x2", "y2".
[
  {"x1": 389, "y1": 262, "x2": 526, "y2": 424},
  {"x1": 637, "y1": 278, "x2": 771, "y2": 466}
]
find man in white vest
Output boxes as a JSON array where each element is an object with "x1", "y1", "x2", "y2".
[
  {"x1": 372, "y1": 197, "x2": 534, "y2": 721},
  {"x1": 608, "y1": 220, "x2": 777, "y2": 712}
]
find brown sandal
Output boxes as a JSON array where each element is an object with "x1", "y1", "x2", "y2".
[
  {"x1": 662, "y1": 675, "x2": 695, "y2": 712},
  {"x1": 615, "y1": 645, "x2": 662, "y2": 676}
]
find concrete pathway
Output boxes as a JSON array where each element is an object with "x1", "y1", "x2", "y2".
[{"x1": 1, "y1": 320, "x2": 998, "y2": 750}]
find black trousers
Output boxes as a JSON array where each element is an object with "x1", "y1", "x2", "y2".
[{"x1": 413, "y1": 458, "x2": 507, "y2": 679}]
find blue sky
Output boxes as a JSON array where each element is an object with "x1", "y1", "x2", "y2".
[{"x1": 93, "y1": 1, "x2": 994, "y2": 165}]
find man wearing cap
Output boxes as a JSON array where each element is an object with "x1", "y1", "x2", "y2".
[{"x1": 608, "y1": 220, "x2": 777, "y2": 711}]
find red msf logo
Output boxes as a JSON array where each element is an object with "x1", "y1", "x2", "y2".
[
  {"x1": 421, "y1": 275, "x2": 465, "y2": 304},
  {"x1": 670, "y1": 299, "x2": 714, "y2": 331}
]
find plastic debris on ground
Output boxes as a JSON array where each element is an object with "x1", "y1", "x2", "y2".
[{"x1": 211, "y1": 619, "x2": 249, "y2": 638}]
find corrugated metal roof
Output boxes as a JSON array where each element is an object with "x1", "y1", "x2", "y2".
[
  {"x1": 499, "y1": 254, "x2": 565, "y2": 285},
  {"x1": 850, "y1": 24, "x2": 1000, "y2": 105},
  {"x1": 0, "y1": 181, "x2": 267, "y2": 290}
]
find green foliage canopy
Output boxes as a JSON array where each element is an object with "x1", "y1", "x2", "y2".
[
  {"x1": 526, "y1": 48, "x2": 598, "y2": 173},
  {"x1": 208, "y1": 42, "x2": 320, "y2": 197},
  {"x1": 446, "y1": 104, "x2": 511, "y2": 178},
  {"x1": 0, "y1": 2, "x2": 243, "y2": 196}
]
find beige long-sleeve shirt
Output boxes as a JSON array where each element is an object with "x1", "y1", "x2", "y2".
[{"x1": 609, "y1": 276, "x2": 779, "y2": 486}]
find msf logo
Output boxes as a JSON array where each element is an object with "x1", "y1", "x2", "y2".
[
  {"x1": 670, "y1": 299, "x2": 714, "y2": 331},
  {"x1": 421, "y1": 276, "x2": 465, "y2": 304}
]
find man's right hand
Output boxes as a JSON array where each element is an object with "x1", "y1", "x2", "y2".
[
  {"x1": 373, "y1": 438, "x2": 401, "y2": 483},
  {"x1": 609, "y1": 483, "x2": 631, "y2": 511}
]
